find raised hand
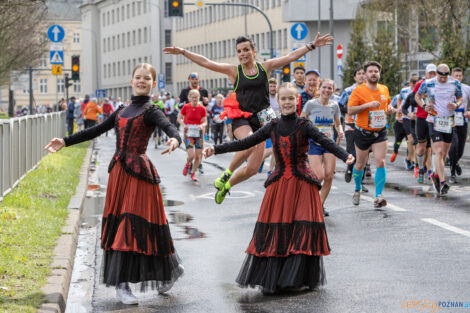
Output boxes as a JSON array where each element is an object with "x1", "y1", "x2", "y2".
[
  {"x1": 161, "y1": 138, "x2": 179, "y2": 155},
  {"x1": 162, "y1": 46, "x2": 185, "y2": 55},
  {"x1": 44, "y1": 138, "x2": 65, "y2": 153},
  {"x1": 312, "y1": 32, "x2": 334, "y2": 48}
]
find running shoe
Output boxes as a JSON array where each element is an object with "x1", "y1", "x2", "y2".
[
  {"x1": 215, "y1": 185, "x2": 230, "y2": 204},
  {"x1": 374, "y1": 195, "x2": 387, "y2": 208},
  {"x1": 449, "y1": 175, "x2": 456, "y2": 184},
  {"x1": 406, "y1": 159, "x2": 413, "y2": 170},
  {"x1": 431, "y1": 173, "x2": 440, "y2": 194},
  {"x1": 365, "y1": 165, "x2": 372, "y2": 177},
  {"x1": 455, "y1": 163, "x2": 462, "y2": 176},
  {"x1": 361, "y1": 185, "x2": 369, "y2": 193},
  {"x1": 418, "y1": 169, "x2": 424, "y2": 184},
  {"x1": 440, "y1": 182, "x2": 450, "y2": 195},
  {"x1": 190, "y1": 172, "x2": 198, "y2": 181},
  {"x1": 390, "y1": 152, "x2": 397, "y2": 163},
  {"x1": 352, "y1": 191, "x2": 361, "y2": 206},
  {"x1": 414, "y1": 166, "x2": 419, "y2": 178},
  {"x1": 198, "y1": 163, "x2": 204, "y2": 174},
  {"x1": 182, "y1": 163, "x2": 191, "y2": 176},
  {"x1": 158, "y1": 264, "x2": 185, "y2": 294},
  {"x1": 345, "y1": 167, "x2": 353, "y2": 183},
  {"x1": 116, "y1": 283, "x2": 138, "y2": 305},
  {"x1": 214, "y1": 171, "x2": 232, "y2": 190}
]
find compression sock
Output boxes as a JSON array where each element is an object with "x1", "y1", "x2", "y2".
[
  {"x1": 393, "y1": 142, "x2": 401, "y2": 153},
  {"x1": 353, "y1": 167, "x2": 364, "y2": 192},
  {"x1": 417, "y1": 154, "x2": 424, "y2": 169},
  {"x1": 375, "y1": 167, "x2": 386, "y2": 197}
]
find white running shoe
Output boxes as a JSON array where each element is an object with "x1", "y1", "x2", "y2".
[
  {"x1": 116, "y1": 283, "x2": 138, "y2": 305},
  {"x1": 353, "y1": 191, "x2": 361, "y2": 206},
  {"x1": 158, "y1": 264, "x2": 185, "y2": 294}
]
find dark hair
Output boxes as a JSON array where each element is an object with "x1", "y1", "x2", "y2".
[
  {"x1": 293, "y1": 66, "x2": 305, "y2": 73},
  {"x1": 363, "y1": 61, "x2": 382, "y2": 72},
  {"x1": 235, "y1": 36, "x2": 255, "y2": 50},
  {"x1": 452, "y1": 67, "x2": 463, "y2": 73},
  {"x1": 409, "y1": 76, "x2": 419, "y2": 84},
  {"x1": 268, "y1": 77, "x2": 277, "y2": 85},
  {"x1": 353, "y1": 66, "x2": 364, "y2": 77}
]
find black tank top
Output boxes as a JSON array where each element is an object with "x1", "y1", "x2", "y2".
[{"x1": 234, "y1": 62, "x2": 270, "y2": 114}]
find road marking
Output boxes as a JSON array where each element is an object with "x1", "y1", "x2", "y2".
[
  {"x1": 422, "y1": 218, "x2": 470, "y2": 238},
  {"x1": 360, "y1": 194, "x2": 407, "y2": 212},
  {"x1": 195, "y1": 190, "x2": 256, "y2": 200}
]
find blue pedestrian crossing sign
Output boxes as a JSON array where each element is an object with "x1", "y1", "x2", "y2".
[
  {"x1": 96, "y1": 89, "x2": 106, "y2": 98},
  {"x1": 47, "y1": 24, "x2": 65, "y2": 43},
  {"x1": 158, "y1": 73, "x2": 165, "y2": 89},
  {"x1": 290, "y1": 23, "x2": 308, "y2": 41},
  {"x1": 50, "y1": 51, "x2": 64, "y2": 65}
]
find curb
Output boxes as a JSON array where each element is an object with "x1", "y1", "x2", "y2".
[{"x1": 38, "y1": 143, "x2": 94, "y2": 313}]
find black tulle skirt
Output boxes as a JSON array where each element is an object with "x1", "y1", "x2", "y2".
[{"x1": 236, "y1": 254, "x2": 326, "y2": 294}]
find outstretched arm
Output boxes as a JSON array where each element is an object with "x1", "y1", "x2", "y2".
[
  {"x1": 144, "y1": 107, "x2": 181, "y2": 155},
  {"x1": 262, "y1": 33, "x2": 333, "y2": 72},
  {"x1": 163, "y1": 46, "x2": 237, "y2": 84}
]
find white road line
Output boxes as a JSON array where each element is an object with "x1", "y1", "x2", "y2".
[
  {"x1": 422, "y1": 218, "x2": 470, "y2": 238},
  {"x1": 358, "y1": 194, "x2": 407, "y2": 212}
]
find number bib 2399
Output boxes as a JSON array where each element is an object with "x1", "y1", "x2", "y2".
[
  {"x1": 257, "y1": 107, "x2": 277, "y2": 126},
  {"x1": 433, "y1": 116, "x2": 453, "y2": 134},
  {"x1": 368, "y1": 110, "x2": 386, "y2": 128},
  {"x1": 454, "y1": 112, "x2": 465, "y2": 126},
  {"x1": 317, "y1": 126, "x2": 333, "y2": 139},
  {"x1": 187, "y1": 125, "x2": 201, "y2": 137}
]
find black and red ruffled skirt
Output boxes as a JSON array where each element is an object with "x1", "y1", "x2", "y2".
[
  {"x1": 236, "y1": 176, "x2": 330, "y2": 293},
  {"x1": 100, "y1": 162, "x2": 183, "y2": 289}
]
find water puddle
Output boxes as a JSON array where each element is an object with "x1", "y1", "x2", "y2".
[
  {"x1": 169, "y1": 211, "x2": 206, "y2": 240},
  {"x1": 385, "y1": 182, "x2": 437, "y2": 199},
  {"x1": 164, "y1": 199, "x2": 184, "y2": 207}
]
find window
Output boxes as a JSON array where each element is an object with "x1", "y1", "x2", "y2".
[
  {"x1": 107, "y1": 12, "x2": 110, "y2": 25},
  {"x1": 165, "y1": 62, "x2": 172, "y2": 84},
  {"x1": 137, "y1": 1, "x2": 141, "y2": 15},
  {"x1": 116, "y1": 8, "x2": 120, "y2": 22},
  {"x1": 127, "y1": 32, "x2": 131, "y2": 47},
  {"x1": 40, "y1": 79, "x2": 47, "y2": 94},
  {"x1": 112, "y1": 36, "x2": 115, "y2": 50},
  {"x1": 127, "y1": 4, "x2": 130, "y2": 18},
  {"x1": 144, "y1": 56, "x2": 147, "y2": 63},
  {"x1": 122, "y1": 5, "x2": 125, "y2": 20},
  {"x1": 133, "y1": 58, "x2": 136, "y2": 68},
  {"x1": 40, "y1": 54, "x2": 47, "y2": 67},
  {"x1": 132, "y1": 30, "x2": 136, "y2": 45},
  {"x1": 117, "y1": 34, "x2": 120, "y2": 49},
  {"x1": 165, "y1": 30, "x2": 172, "y2": 46},
  {"x1": 277, "y1": 30, "x2": 282, "y2": 50},
  {"x1": 103, "y1": 38, "x2": 106, "y2": 52},
  {"x1": 132, "y1": 2, "x2": 135, "y2": 17},
  {"x1": 57, "y1": 78, "x2": 64, "y2": 94},
  {"x1": 122, "y1": 33, "x2": 125, "y2": 47},
  {"x1": 108, "y1": 63, "x2": 111, "y2": 77},
  {"x1": 138, "y1": 28, "x2": 142, "y2": 44},
  {"x1": 143, "y1": 0, "x2": 147, "y2": 11},
  {"x1": 122, "y1": 61, "x2": 126, "y2": 75},
  {"x1": 108, "y1": 37, "x2": 111, "y2": 52},
  {"x1": 74, "y1": 80, "x2": 80, "y2": 93},
  {"x1": 144, "y1": 27, "x2": 148, "y2": 43},
  {"x1": 104, "y1": 64, "x2": 107, "y2": 78},
  {"x1": 283, "y1": 28, "x2": 287, "y2": 48},
  {"x1": 127, "y1": 60, "x2": 131, "y2": 75},
  {"x1": 117, "y1": 61, "x2": 121, "y2": 76},
  {"x1": 112, "y1": 9, "x2": 115, "y2": 23},
  {"x1": 73, "y1": 33, "x2": 80, "y2": 43},
  {"x1": 102, "y1": 13, "x2": 106, "y2": 26},
  {"x1": 113, "y1": 63, "x2": 116, "y2": 76},
  {"x1": 138, "y1": 57, "x2": 142, "y2": 63}
]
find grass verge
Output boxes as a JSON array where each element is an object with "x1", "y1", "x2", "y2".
[{"x1": 0, "y1": 142, "x2": 89, "y2": 313}]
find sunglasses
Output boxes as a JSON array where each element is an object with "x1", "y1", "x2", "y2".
[{"x1": 437, "y1": 70, "x2": 449, "y2": 76}]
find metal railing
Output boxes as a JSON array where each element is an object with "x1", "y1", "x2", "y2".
[{"x1": 0, "y1": 112, "x2": 66, "y2": 200}]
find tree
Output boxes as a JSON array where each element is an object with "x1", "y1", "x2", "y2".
[
  {"x1": 0, "y1": 1, "x2": 48, "y2": 85},
  {"x1": 342, "y1": 12, "x2": 371, "y2": 88}
]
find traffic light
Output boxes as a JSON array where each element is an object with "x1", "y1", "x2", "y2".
[
  {"x1": 71, "y1": 55, "x2": 80, "y2": 81},
  {"x1": 282, "y1": 64, "x2": 291, "y2": 82},
  {"x1": 168, "y1": 0, "x2": 183, "y2": 17}
]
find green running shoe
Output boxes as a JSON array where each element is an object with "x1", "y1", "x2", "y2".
[
  {"x1": 214, "y1": 171, "x2": 232, "y2": 190},
  {"x1": 215, "y1": 186, "x2": 230, "y2": 204}
]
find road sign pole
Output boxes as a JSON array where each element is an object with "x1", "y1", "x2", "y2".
[
  {"x1": 318, "y1": 0, "x2": 321, "y2": 70},
  {"x1": 29, "y1": 67, "x2": 33, "y2": 115},
  {"x1": 329, "y1": 0, "x2": 334, "y2": 79},
  {"x1": 65, "y1": 73, "x2": 69, "y2": 103}
]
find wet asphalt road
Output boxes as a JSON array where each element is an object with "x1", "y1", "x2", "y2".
[{"x1": 66, "y1": 134, "x2": 470, "y2": 313}]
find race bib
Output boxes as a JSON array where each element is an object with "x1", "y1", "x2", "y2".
[
  {"x1": 454, "y1": 112, "x2": 465, "y2": 126},
  {"x1": 317, "y1": 126, "x2": 333, "y2": 139},
  {"x1": 257, "y1": 107, "x2": 277, "y2": 126},
  {"x1": 213, "y1": 114, "x2": 224, "y2": 124},
  {"x1": 433, "y1": 116, "x2": 453, "y2": 134},
  {"x1": 368, "y1": 110, "x2": 387, "y2": 128},
  {"x1": 187, "y1": 124, "x2": 201, "y2": 137}
]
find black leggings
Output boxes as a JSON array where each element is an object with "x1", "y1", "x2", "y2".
[
  {"x1": 212, "y1": 123, "x2": 224, "y2": 145},
  {"x1": 449, "y1": 123, "x2": 468, "y2": 174},
  {"x1": 345, "y1": 130, "x2": 356, "y2": 157},
  {"x1": 393, "y1": 121, "x2": 407, "y2": 153}
]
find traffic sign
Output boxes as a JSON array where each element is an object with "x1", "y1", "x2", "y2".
[
  {"x1": 96, "y1": 89, "x2": 106, "y2": 98},
  {"x1": 158, "y1": 73, "x2": 165, "y2": 82},
  {"x1": 50, "y1": 51, "x2": 64, "y2": 64},
  {"x1": 290, "y1": 23, "x2": 308, "y2": 41},
  {"x1": 47, "y1": 24, "x2": 65, "y2": 43},
  {"x1": 52, "y1": 64, "x2": 62, "y2": 75},
  {"x1": 294, "y1": 62, "x2": 305, "y2": 68},
  {"x1": 50, "y1": 43, "x2": 63, "y2": 51},
  {"x1": 158, "y1": 81, "x2": 165, "y2": 89},
  {"x1": 337, "y1": 44, "x2": 343, "y2": 59}
]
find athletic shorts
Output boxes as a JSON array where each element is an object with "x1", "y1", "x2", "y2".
[
  {"x1": 232, "y1": 116, "x2": 261, "y2": 138},
  {"x1": 184, "y1": 136, "x2": 204, "y2": 150},
  {"x1": 402, "y1": 119, "x2": 417, "y2": 145},
  {"x1": 308, "y1": 139, "x2": 330, "y2": 155},
  {"x1": 353, "y1": 127, "x2": 388, "y2": 151},
  {"x1": 265, "y1": 138, "x2": 273, "y2": 149},
  {"x1": 394, "y1": 121, "x2": 407, "y2": 143},
  {"x1": 431, "y1": 125, "x2": 453, "y2": 143},
  {"x1": 416, "y1": 117, "x2": 430, "y2": 143}
]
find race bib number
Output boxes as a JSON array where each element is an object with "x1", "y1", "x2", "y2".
[
  {"x1": 317, "y1": 126, "x2": 333, "y2": 139},
  {"x1": 187, "y1": 125, "x2": 201, "y2": 137},
  {"x1": 257, "y1": 107, "x2": 277, "y2": 126},
  {"x1": 368, "y1": 110, "x2": 387, "y2": 128},
  {"x1": 454, "y1": 112, "x2": 465, "y2": 126},
  {"x1": 433, "y1": 116, "x2": 453, "y2": 134}
]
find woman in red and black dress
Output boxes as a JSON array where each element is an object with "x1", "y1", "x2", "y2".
[
  {"x1": 45, "y1": 63, "x2": 184, "y2": 304},
  {"x1": 204, "y1": 83, "x2": 354, "y2": 293}
]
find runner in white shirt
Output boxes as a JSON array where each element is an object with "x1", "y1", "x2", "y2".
[{"x1": 416, "y1": 64, "x2": 463, "y2": 194}]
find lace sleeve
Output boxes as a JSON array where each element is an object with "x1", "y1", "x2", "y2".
[
  {"x1": 144, "y1": 107, "x2": 182, "y2": 145},
  {"x1": 214, "y1": 122, "x2": 272, "y2": 154},
  {"x1": 63, "y1": 109, "x2": 118, "y2": 146},
  {"x1": 301, "y1": 119, "x2": 349, "y2": 162}
]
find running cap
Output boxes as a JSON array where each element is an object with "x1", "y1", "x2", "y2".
[
  {"x1": 425, "y1": 64, "x2": 437, "y2": 73},
  {"x1": 305, "y1": 69, "x2": 321, "y2": 77}
]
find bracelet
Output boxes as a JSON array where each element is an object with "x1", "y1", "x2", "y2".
[
  {"x1": 182, "y1": 49, "x2": 185, "y2": 56},
  {"x1": 309, "y1": 43, "x2": 316, "y2": 50}
]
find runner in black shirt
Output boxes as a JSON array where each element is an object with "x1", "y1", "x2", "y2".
[{"x1": 164, "y1": 32, "x2": 333, "y2": 204}]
